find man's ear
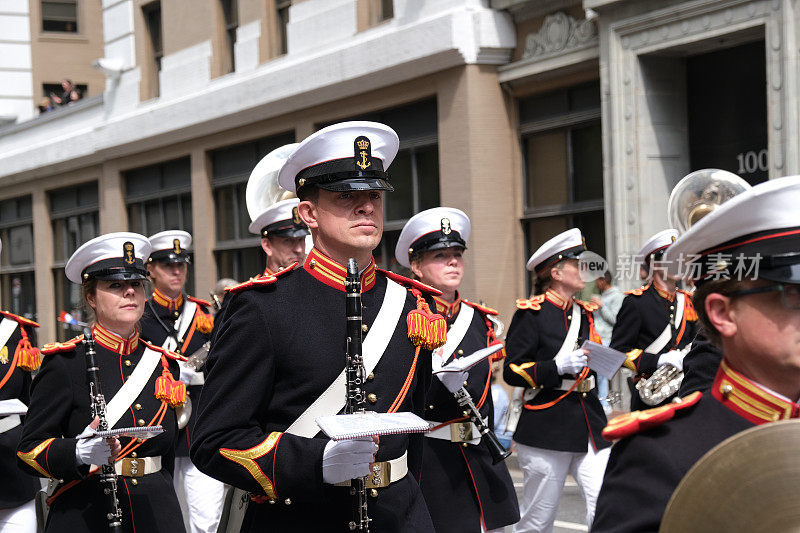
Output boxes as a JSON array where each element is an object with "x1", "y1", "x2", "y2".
[
  {"x1": 550, "y1": 265, "x2": 562, "y2": 282},
  {"x1": 705, "y1": 293, "x2": 738, "y2": 340},
  {"x1": 146, "y1": 263, "x2": 156, "y2": 282},
  {"x1": 297, "y1": 200, "x2": 318, "y2": 230},
  {"x1": 261, "y1": 237, "x2": 271, "y2": 257},
  {"x1": 409, "y1": 259, "x2": 423, "y2": 279}
]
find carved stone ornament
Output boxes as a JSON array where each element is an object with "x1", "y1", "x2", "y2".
[{"x1": 523, "y1": 11, "x2": 597, "y2": 60}]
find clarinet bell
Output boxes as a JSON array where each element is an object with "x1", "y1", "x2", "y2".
[{"x1": 483, "y1": 430, "x2": 512, "y2": 464}]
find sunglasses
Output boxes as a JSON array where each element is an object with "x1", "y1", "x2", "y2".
[{"x1": 728, "y1": 283, "x2": 800, "y2": 309}]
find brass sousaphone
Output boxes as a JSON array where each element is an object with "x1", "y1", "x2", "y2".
[{"x1": 636, "y1": 169, "x2": 751, "y2": 406}]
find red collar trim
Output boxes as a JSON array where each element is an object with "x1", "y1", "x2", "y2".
[
  {"x1": 303, "y1": 248, "x2": 376, "y2": 292},
  {"x1": 93, "y1": 324, "x2": 139, "y2": 355},
  {"x1": 433, "y1": 293, "x2": 461, "y2": 319},
  {"x1": 712, "y1": 359, "x2": 800, "y2": 424},
  {"x1": 152, "y1": 288, "x2": 183, "y2": 312},
  {"x1": 263, "y1": 267, "x2": 276, "y2": 276},
  {"x1": 652, "y1": 283, "x2": 676, "y2": 302},
  {"x1": 545, "y1": 289, "x2": 570, "y2": 310}
]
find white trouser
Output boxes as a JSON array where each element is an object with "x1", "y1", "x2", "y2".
[
  {"x1": 0, "y1": 499, "x2": 36, "y2": 533},
  {"x1": 513, "y1": 441, "x2": 610, "y2": 533},
  {"x1": 173, "y1": 456, "x2": 225, "y2": 533}
]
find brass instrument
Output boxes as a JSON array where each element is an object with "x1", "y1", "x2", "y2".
[
  {"x1": 344, "y1": 259, "x2": 370, "y2": 532},
  {"x1": 83, "y1": 328, "x2": 124, "y2": 532},
  {"x1": 637, "y1": 169, "x2": 751, "y2": 404}
]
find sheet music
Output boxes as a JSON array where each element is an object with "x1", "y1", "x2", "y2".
[{"x1": 581, "y1": 341, "x2": 627, "y2": 380}]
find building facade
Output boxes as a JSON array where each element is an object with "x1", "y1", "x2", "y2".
[{"x1": 0, "y1": 0, "x2": 797, "y2": 344}]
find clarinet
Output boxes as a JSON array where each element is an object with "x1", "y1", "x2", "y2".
[
  {"x1": 344, "y1": 259, "x2": 370, "y2": 532},
  {"x1": 83, "y1": 328, "x2": 124, "y2": 532},
  {"x1": 452, "y1": 386, "x2": 511, "y2": 465}
]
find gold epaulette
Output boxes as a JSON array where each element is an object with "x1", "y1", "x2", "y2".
[
  {"x1": 462, "y1": 299, "x2": 499, "y2": 316},
  {"x1": 187, "y1": 295, "x2": 212, "y2": 308},
  {"x1": 377, "y1": 269, "x2": 443, "y2": 296},
  {"x1": 576, "y1": 299, "x2": 599, "y2": 312},
  {"x1": 516, "y1": 294, "x2": 545, "y2": 310},
  {"x1": 602, "y1": 391, "x2": 701, "y2": 440},
  {"x1": 624, "y1": 285, "x2": 649, "y2": 296},
  {"x1": 142, "y1": 340, "x2": 187, "y2": 362},
  {"x1": 41, "y1": 336, "x2": 83, "y2": 355},
  {"x1": 0, "y1": 310, "x2": 39, "y2": 328}
]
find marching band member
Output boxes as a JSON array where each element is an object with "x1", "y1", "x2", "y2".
[
  {"x1": 610, "y1": 230, "x2": 698, "y2": 410},
  {"x1": 503, "y1": 228, "x2": 610, "y2": 533},
  {"x1": 0, "y1": 236, "x2": 41, "y2": 533},
  {"x1": 17, "y1": 233, "x2": 186, "y2": 532},
  {"x1": 139, "y1": 230, "x2": 223, "y2": 533},
  {"x1": 395, "y1": 207, "x2": 519, "y2": 533},
  {"x1": 593, "y1": 175, "x2": 800, "y2": 531},
  {"x1": 245, "y1": 143, "x2": 309, "y2": 276},
  {"x1": 191, "y1": 122, "x2": 442, "y2": 531}
]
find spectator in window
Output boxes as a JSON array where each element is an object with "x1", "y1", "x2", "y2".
[
  {"x1": 591, "y1": 271, "x2": 624, "y2": 413},
  {"x1": 50, "y1": 79, "x2": 82, "y2": 106},
  {"x1": 37, "y1": 97, "x2": 54, "y2": 115}
]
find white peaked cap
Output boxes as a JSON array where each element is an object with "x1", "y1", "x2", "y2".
[
  {"x1": 394, "y1": 207, "x2": 471, "y2": 268},
  {"x1": 526, "y1": 228, "x2": 586, "y2": 274},
  {"x1": 65, "y1": 232, "x2": 151, "y2": 284}
]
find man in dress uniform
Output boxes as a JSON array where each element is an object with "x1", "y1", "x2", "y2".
[
  {"x1": 395, "y1": 207, "x2": 519, "y2": 533},
  {"x1": 610, "y1": 229, "x2": 699, "y2": 410},
  {"x1": 245, "y1": 142, "x2": 309, "y2": 276},
  {"x1": 139, "y1": 230, "x2": 224, "y2": 533},
  {"x1": 191, "y1": 121, "x2": 443, "y2": 532},
  {"x1": 503, "y1": 228, "x2": 610, "y2": 533},
  {"x1": 0, "y1": 239, "x2": 41, "y2": 532},
  {"x1": 592, "y1": 175, "x2": 800, "y2": 532}
]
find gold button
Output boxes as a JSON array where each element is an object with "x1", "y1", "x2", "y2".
[
  {"x1": 369, "y1": 489, "x2": 378, "y2": 498},
  {"x1": 124, "y1": 360, "x2": 131, "y2": 367},
  {"x1": 367, "y1": 372, "x2": 374, "y2": 381},
  {"x1": 457, "y1": 349, "x2": 464, "y2": 355},
  {"x1": 284, "y1": 498, "x2": 292, "y2": 505},
  {"x1": 268, "y1": 499, "x2": 276, "y2": 504},
  {"x1": 428, "y1": 405, "x2": 434, "y2": 410},
  {"x1": 131, "y1": 479, "x2": 138, "y2": 486},
  {"x1": 722, "y1": 384, "x2": 733, "y2": 398},
  {"x1": 582, "y1": 392, "x2": 587, "y2": 398},
  {"x1": 462, "y1": 442, "x2": 468, "y2": 448},
  {"x1": 187, "y1": 390, "x2": 191, "y2": 396},
  {"x1": 368, "y1": 393, "x2": 377, "y2": 404},
  {"x1": 134, "y1": 403, "x2": 142, "y2": 411},
  {"x1": 361, "y1": 324, "x2": 369, "y2": 333},
  {"x1": 309, "y1": 259, "x2": 316, "y2": 268},
  {"x1": 131, "y1": 452, "x2": 137, "y2": 458},
  {"x1": 137, "y1": 419, "x2": 145, "y2": 426},
  {"x1": 670, "y1": 306, "x2": 675, "y2": 310},
  {"x1": 669, "y1": 314, "x2": 674, "y2": 318},
  {"x1": 463, "y1": 381, "x2": 468, "y2": 387}
]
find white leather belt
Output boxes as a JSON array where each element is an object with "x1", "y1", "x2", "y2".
[
  {"x1": 0, "y1": 415, "x2": 21, "y2": 434},
  {"x1": 556, "y1": 375, "x2": 595, "y2": 393},
  {"x1": 334, "y1": 451, "x2": 408, "y2": 489},
  {"x1": 425, "y1": 421, "x2": 481, "y2": 445},
  {"x1": 114, "y1": 456, "x2": 162, "y2": 477}
]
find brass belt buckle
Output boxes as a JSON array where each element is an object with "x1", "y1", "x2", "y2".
[
  {"x1": 577, "y1": 379, "x2": 593, "y2": 393},
  {"x1": 450, "y1": 422, "x2": 473, "y2": 443},
  {"x1": 120, "y1": 458, "x2": 144, "y2": 477},
  {"x1": 365, "y1": 461, "x2": 391, "y2": 489}
]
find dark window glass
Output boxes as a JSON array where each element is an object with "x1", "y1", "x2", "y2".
[
  {"x1": 519, "y1": 81, "x2": 600, "y2": 124},
  {"x1": 144, "y1": 2, "x2": 163, "y2": 96},
  {"x1": 380, "y1": 0, "x2": 393, "y2": 21},
  {"x1": 385, "y1": 151, "x2": 413, "y2": 221},
  {"x1": 221, "y1": 0, "x2": 238, "y2": 73},
  {"x1": 571, "y1": 122, "x2": 603, "y2": 202},
  {"x1": 216, "y1": 248, "x2": 265, "y2": 282},
  {"x1": 124, "y1": 158, "x2": 193, "y2": 235},
  {"x1": 416, "y1": 146, "x2": 440, "y2": 211},
  {"x1": 276, "y1": 0, "x2": 291, "y2": 55},
  {"x1": 687, "y1": 41, "x2": 768, "y2": 185},
  {"x1": 42, "y1": 0, "x2": 77, "y2": 33},
  {"x1": 0, "y1": 195, "x2": 36, "y2": 319},
  {"x1": 524, "y1": 130, "x2": 568, "y2": 208},
  {"x1": 1, "y1": 272, "x2": 37, "y2": 320}
]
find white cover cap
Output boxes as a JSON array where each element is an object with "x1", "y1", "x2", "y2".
[
  {"x1": 249, "y1": 198, "x2": 309, "y2": 238},
  {"x1": 246, "y1": 143, "x2": 299, "y2": 229},
  {"x1": 148, "y1": 230, "x2": 192, "y2": 263},
  {"x1": 394, "y1": 207, "x2": 471, "y2": 268},
  {"x1": 636, "y1": 229, "x2": 679, "y2": 268},
  {"x1": 66, "y1": 232, "x2": 151, "y2": 284},
  {"x1": 526, "y1": 228, "x2": 586, "y2": 274},
  {"x1": 277, "y1": 121, "x2": 399, "y2": 193},
  {"x1": 664, "y1": 175, "x2": 800, "y2": 283}
]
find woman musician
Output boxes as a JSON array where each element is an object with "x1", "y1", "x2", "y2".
[
  {"x1": 395, "y1": 208, "x2": 519, "y2": 533},
  {"x1": 17, "y1": 233, "x2": 186, "y2": 532}
]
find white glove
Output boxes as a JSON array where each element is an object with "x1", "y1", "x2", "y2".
[
  {"x1": 657, "y1": 349, "x2": 686, "y2": 372},
  {"x1": 322, "y1": 438, "x2": 377, "y2": 485},
  {"x1": 437, "y1": 370, "x2": 469, "y2": 394},
  {"x1": 75, "y1": 418, "x2": 115, "y2": 466},
  {"x1": 555, "y1": 348, "x2": 588, "y2": 375}
]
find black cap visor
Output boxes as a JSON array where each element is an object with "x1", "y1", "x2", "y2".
[
  {"x1": 316, "y1": 177, "x2": 394, "y2": 192},
  {"x1": 757, "y1": 253, "x2": 800, "y2": 284},
  {"x1": 83, "y1": 264, "x2": 149, "y2": 282},
  {"x1": 149, "y1": 252, "x2": 191, "y2": 264},
  {"x1": 264, "y1": 227, "x2": 310, "y2": 239}
]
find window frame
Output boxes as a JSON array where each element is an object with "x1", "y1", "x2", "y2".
[{"x1": 41, "y1": 0, "x2": 79, "y2": 34}]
